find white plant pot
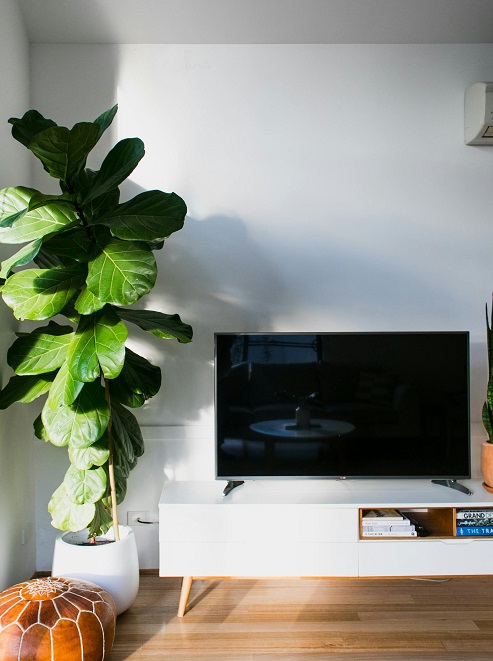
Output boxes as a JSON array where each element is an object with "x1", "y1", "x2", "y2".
[{"x1": 52, "y1": 524, "x2": 139, "y2": 615}]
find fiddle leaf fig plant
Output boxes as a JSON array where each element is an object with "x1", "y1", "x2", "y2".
[{"x1": 0, "y1": 105, "x2": 192, "y2": 539}]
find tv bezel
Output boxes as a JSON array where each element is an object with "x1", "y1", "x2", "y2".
[{"x1": 214, "y1": 331, "x2": 471, "y2": 482}]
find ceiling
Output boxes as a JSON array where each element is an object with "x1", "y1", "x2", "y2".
[{"x1": 17, "y1": 0, "x2": 493, "y2": 44}]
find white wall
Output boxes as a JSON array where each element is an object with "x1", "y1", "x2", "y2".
[
  {"x1": 0, "y1": 0, "x2": 36, "y2": 588},
  {"x1": 29, "y1": 43, "x2": 493, "y2": 568}
]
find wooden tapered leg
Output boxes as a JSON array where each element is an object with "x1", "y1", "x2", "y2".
[{"x1": 177, "y1": 576, "x2": 193, "y2": 617}]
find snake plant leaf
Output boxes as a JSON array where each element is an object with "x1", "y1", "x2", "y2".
[
  {"x1": 0, "y1": 373, "x2": 56, "y2": 409},
  {"x1": 68, "y1": 438, "x2": 110, "y2": 470},
  {"x1": 67, "y1": 306, "x2": 128, "y2": 382},
  {"x1": 48, "y1": 482, "x2": 96, "y2": 532},
  {"x1": 28, "y1": 123, "x2": 101, "y2": 181},
  {"x1": 43, "y1": 227, "x2": 94, "y2": 263},
  {"x1": 0, "y1": 186, "x2": 37, "y2": 228},
  {"x1": 91, "y1": 190, "x2": 186, "y2": 241},
  {"x1": 7, "y1": 330, "x2": 73, "y2": 375},
  {"x1": 87, "y1": 501, "x2": 113, "y2": 537},
  {"x1": 74, "y1": 285, "x2": 106, "y2": 315},
  {"x1": 79, "y1": 137, "x2": 145, "y2": 204},
  {"x1": 109, "y1": 348, "x2": 161, "y2": 408},
  {"x1": 9, "y1": 109, "x2": 57, "y2": 148},
  {"x1": 86, "y1": 235, "x2": 157, "y2": 305},
  {"x1": 64, "y1": 465, "x2": 107, "y2": 505},
  {"x1": 2, "y1": 265, "x2": 86, "y2": 320},
  {"x1": 47, "y1": 361, "x2": 85, "y2": 408},
  {"x1": 0, "y1": 200, "x2": 79, "y2": 245},
  {"x1": 0, "y1": 239, "x2": 43, "y2": 279},
  {"x1": 42, "y1": 380, "x2": 110, "y2": 448},
  {"x1": 116, "y1": 308, "x2": 193, "y2": 342}
]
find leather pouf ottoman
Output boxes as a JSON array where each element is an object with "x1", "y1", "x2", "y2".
[{"x1": 0, "y1": 576, "x2": 116, "y2": 661}]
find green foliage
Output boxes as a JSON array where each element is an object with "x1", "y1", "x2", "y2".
[
  {"x1": 484, "y1": 300, "x2": 493, "y2": 442},
  {"x1": 0, "y1": 105, "x2": 192, "y2": 536}
]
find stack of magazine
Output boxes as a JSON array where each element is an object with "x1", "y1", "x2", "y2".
[
  {"x1": 456, "y1": 509, "x2": 493, "y2": 536},
  {"x1": 361, "y1": 509, "x2": 417, "y2": 537}
]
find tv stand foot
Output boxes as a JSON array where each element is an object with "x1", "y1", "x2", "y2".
[
  {"x1": 223, "y1": 480, "x2": 245, "y2": 496},
  {"x1": 178, "y1": 576, "x2": 193, "y2": 617},
  {"x1": 431, "y1": 479, "x2": 472, "y2": 496}
]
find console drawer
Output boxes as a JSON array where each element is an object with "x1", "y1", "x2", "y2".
[
  {"x1": 159, "y1": 540, "x2": 359, "y2": 576},
  {"x1": 159, "y1": 506, "x2": 357, "y2": 544},
  {"x1": 359, "y1": 538, "x2": 493, "y2": 576}
]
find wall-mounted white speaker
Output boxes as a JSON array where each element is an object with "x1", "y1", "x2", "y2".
[{"x1": 465, "y1": 82, "x2": 493, "y2": 145}]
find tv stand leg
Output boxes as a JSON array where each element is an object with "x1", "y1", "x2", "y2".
[
  {"x1": 178, "y1": 576, "x2": 193, "y2": 617},
  {"x1": 431, "y1": 479, "x2": 472, "y2": 496},
  {"x1": 223, "y1": 480, "x2": 245, "y2": 496}
]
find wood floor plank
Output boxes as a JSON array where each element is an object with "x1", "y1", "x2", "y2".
[{"x1": 106, "y1": 575, "x2": 493, "y2": 660}]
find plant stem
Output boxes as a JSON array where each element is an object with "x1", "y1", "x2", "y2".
[{"x1": 104, "y1": 379, "x2": 120, "y2": 542}]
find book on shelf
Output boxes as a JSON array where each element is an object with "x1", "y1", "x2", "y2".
[
  {"x1": 456, "y1": 518, "x2": 493, "y2": 527},
  {"x1": 456, "y1": 509, "x2": 493, "y2": 521},
  {"x1": 362, "y1": 524, "x2": 416, "y2": 533},
  {"x1": 456, "y1": 526, "x2": 493, "y2": 536},
  {"x1": 362, "y1": 509, "x2": 404, "y2": 522},
  {"x1": 362, "y1": 529, "x2": 418, "y2": 537}
]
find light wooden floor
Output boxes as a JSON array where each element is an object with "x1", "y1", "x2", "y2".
[{"x1": 107, "y1": 574, "x2": 493, "y2": 660}]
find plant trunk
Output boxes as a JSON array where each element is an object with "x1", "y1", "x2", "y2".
[{"x1": 105, "y1": 379, "x2": 120, "y2": 542}]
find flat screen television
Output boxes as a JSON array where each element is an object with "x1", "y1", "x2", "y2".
[{"x1": 215, "y1": 332, "x2": 470, "y2": 481}]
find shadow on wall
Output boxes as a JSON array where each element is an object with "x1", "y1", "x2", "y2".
[{"x1": 117, "y1": 186, "x2": 288, "y2": 425}]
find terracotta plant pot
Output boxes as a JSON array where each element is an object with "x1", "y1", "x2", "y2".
[{"x1": 481, "y1": 441, "x2": 493, "y2": 492}]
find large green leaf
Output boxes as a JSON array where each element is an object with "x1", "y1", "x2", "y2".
[
  {"x1": 2, "y1": 265, "x2": 86, "y2": 320},
  {"x1": 79, "y1": 138, "x2": 145, "y2": 204},
  {"x1": 109, "y1": 348, "x2": 161, "y2": 408},
  {"x1": 0, "y1": 239, "x2": 43, "y2": 278},
  {"x1": 48, "y1": 482, "x2": 95, "y2": 532},
  {"x1": 28, "y1": 123, "x2": 101, "y2": 181},
  {"x1": 46, "y1": 361, "x2": 84, "y2": 408},
  {"x1": 86, "y1": 235, "x2": 156, "y2": 305},
  {"x1": 7, "y1": 330, "x2": 73, "y2": 375},
  {"x1": 0, "y1": 373, "x2": 56, "y2": 409},
  {"x1": 9, "y1": 110, "x2": 57, "y2": 148},
  {"x1": 74, "y1": 285, "x2": 106, "y2": 315},
  {"x1": 112, "y1": 400, "x2": 144, "y2": 459},
  {"x1": 0, "y1": 200, "x2": 79, "y2": 245},
  {"x1": 93, "y1": 105, "x2": 118, "y2": 139},
  {"x1": 43, "y1": 227, "x2": 93, "y2": 263},
  {"x1": 87, "y1": 501, "x2": 113, "y2": 537},
  {"x1": 0, "y1": 187, "x2": 37, "y2": 228},
  {"x1": 68, "y1": 438, "x2": 109, "y2": 470},
  {"x1": 91, "y1": 190, "x2": 186, "y2": 241},
  {"x1": 42, "y1": 380, "x2": 109, "y2": 448},
  {"x1": 33, "y1": 248, "x2": 65, "y2": 269},
  {"x1": 64, "y1": 465, "x2": 107, "y2": 505},
  {"x1": 67, "y1": 306, "x2": 128, "y2": 382},
  {"x1": 112, "y1": 466, "x2": 128, "y2": 505},
  {"x1": 117, "y1": 308, "x2": 193, "y2": 342}
]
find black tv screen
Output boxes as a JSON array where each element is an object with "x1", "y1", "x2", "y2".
[{"x1": 215, "y1": 332, "x2": 470, "y2": 480}]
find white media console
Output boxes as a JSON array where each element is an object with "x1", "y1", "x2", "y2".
[{"x1": 158, "y1": 478, "x2": 493, "y2": 616}]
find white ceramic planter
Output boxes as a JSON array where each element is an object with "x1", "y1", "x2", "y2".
[{"x1": 52, "y1": 524, "x2": 139, "y2": 615}]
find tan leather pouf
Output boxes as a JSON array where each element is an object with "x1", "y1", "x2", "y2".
[{"x1": 0, "y1": 576, "x2": 116, "y2": 661}]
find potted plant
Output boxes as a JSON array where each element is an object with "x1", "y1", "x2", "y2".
[
  {"x1": 482, "y1": 298, "x2": 493, "y2": 492},
  {"x1": 0, "y1": 105, "x2": 192, "y2": 612}
]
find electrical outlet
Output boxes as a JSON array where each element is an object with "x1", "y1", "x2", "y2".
[{"x1": 127, "y1": 511, "x2": 151, "y2": 526}]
